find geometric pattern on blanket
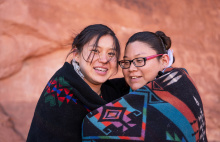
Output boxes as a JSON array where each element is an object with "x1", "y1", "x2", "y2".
[
  {"x1": 44, "y1": 77, "x2": 90, "y2": 111},
  {"x1": 82, "y1": 70, "x2": 199, "y2": 141},
  {"x1": 83, "y1": 89, "x2": 147, "y2": 141}
]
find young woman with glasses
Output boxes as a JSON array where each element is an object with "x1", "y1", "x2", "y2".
[
  {"x1": 26, "y1": 24, "x2": 123, "y2": 142},
  {"x1": 82, "y1": 31, "x2": 208, "y2": 142}
]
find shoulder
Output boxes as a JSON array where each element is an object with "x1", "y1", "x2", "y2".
[
  {"x1": 173, "y1": 67, "x2": 189, "y2": 74},
  {"x1": 55, "y1": 62, "x2": 75, "y2": 76},
  {"x1": 164, "y1": 67, "x2": 189, "y2": 75},
  {"x1": 106, "y1": 78, "x2": 127, "y2": 87},
  {"x1": 107, "y1": 77, "x2": 129, "y2": 95},
  {"x1": 101, "y1": 78, "x2": 129, "y2": 102}
]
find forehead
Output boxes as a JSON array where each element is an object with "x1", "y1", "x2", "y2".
[
  {"x1": 124, "y1": 41, "x2": 156, "y2": 58},
  {"x1": 87, "y1": 35, "x2": 114, "y2": 49}
]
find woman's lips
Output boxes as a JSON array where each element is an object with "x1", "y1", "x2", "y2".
[
  {"x1": 94, "y1": 67, "x2": 108, "y2": 75},
  {"x1": 130, "y1": 76, "x2": 142, "y2": 82}
]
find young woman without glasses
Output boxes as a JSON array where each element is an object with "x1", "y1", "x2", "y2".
[{"x1": 26, "y1": 24, "x2": 123, "y2": 142}]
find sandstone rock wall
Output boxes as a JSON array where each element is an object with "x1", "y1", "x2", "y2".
[{"x1": 0, "y1": 0, "x2": 219, "y2": 141}]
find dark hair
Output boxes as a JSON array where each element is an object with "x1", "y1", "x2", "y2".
[
  {"x1": 125, "y1": 31, "x2": 174, "y2": 62},
  {"x1": 67, "y1": 24, "x2": 120, "y2": 62}
]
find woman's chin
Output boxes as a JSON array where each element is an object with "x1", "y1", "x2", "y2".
[{"x1": 130, "y1": 86, "x2": 142, "y2": 91}]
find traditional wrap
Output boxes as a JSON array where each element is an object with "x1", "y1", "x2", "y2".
[
  {"x1": 82, "y1": 68, "x2": 207, "y2": 142},
  {"x1": 26, "y1": 62, "x2": 123, "y2": 142}
]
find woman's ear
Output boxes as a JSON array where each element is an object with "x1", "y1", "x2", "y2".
[
  {"x1": 73, "y1": 49, "x2": 80, "y2": 62},
  {"x1": 161, "y1": 54, "x2": 169, "y2": 68}
]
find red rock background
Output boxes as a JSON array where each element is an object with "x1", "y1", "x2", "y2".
[{"x1": 0, "y1": 0, "x2": 219, "y2": 141}]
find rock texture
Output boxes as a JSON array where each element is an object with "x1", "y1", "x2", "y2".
[{"x1": 0, "y1": 0, "x2": 219, "y2": 141}]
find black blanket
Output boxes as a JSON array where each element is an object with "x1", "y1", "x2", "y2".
[{"x1": 26, "y1": 62, "x2": 123, "y2": 142}]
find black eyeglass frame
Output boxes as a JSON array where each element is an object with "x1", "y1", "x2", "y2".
[{"x1": 118, "y1": 54, "x2": 164, "y2": 69}]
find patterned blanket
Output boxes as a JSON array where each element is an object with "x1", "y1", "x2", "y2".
[{"x1": 82, "y1": 68, "x2": 207, "y2": 142}]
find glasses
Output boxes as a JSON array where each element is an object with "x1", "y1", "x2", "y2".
[{"x1": 118, "y1": 54, "x2": 163, "y2": 69}]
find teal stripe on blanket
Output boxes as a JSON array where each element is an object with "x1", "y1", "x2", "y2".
[{"x1": 150, "y1": 103, "x2": 196, "y2": 142}]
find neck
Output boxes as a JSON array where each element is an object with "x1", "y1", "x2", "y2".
[{"x1": 84, "y1": 80, "x2": 102, "y2": 95}]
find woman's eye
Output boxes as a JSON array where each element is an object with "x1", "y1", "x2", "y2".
[
  {"x1": 123, "y1": 61, "x2": 130, "y2": 65},
  {"x1": 136, "y1": 59, "x2": 143, "y2": 63},
  {"x1": 108, "y1": 52, "x2": 116, "y2": 57},
  {"x1": 91, "y1": 49, "x2": 99, "y2": 53}
]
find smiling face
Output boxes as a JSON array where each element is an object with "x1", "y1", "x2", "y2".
[
  {"x1": 122, "y1": 41, "x2": 167, "y2": 91},
  {"x1": 75, "y1": 35, "x2": 117, "y2": 90}
]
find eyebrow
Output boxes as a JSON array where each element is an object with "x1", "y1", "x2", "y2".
[
  {"x1": 95, "y1": 45, "x2": 116, "y2": 50},
  {"x1": 88, "y1": 42, "x2": 116, "y2": 50},
  {"x1": 123, "y1": 53, "x2": 144, "y2": 58}
]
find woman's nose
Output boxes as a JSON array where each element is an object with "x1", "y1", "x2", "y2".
[
  {"x1": 98, "y1": 53, "x2": 108, "y2": 63},
  {"x1": 128, "y1": 62, "x2": 137, "y2": 71}
]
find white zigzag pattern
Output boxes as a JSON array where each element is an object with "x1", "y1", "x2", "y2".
[
  {"x1": 163, "y1": 71, "x2": 182, "y2": 86},
  {"x1": 167, "y1": 75, "x2": 182, "y2": 86}
]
